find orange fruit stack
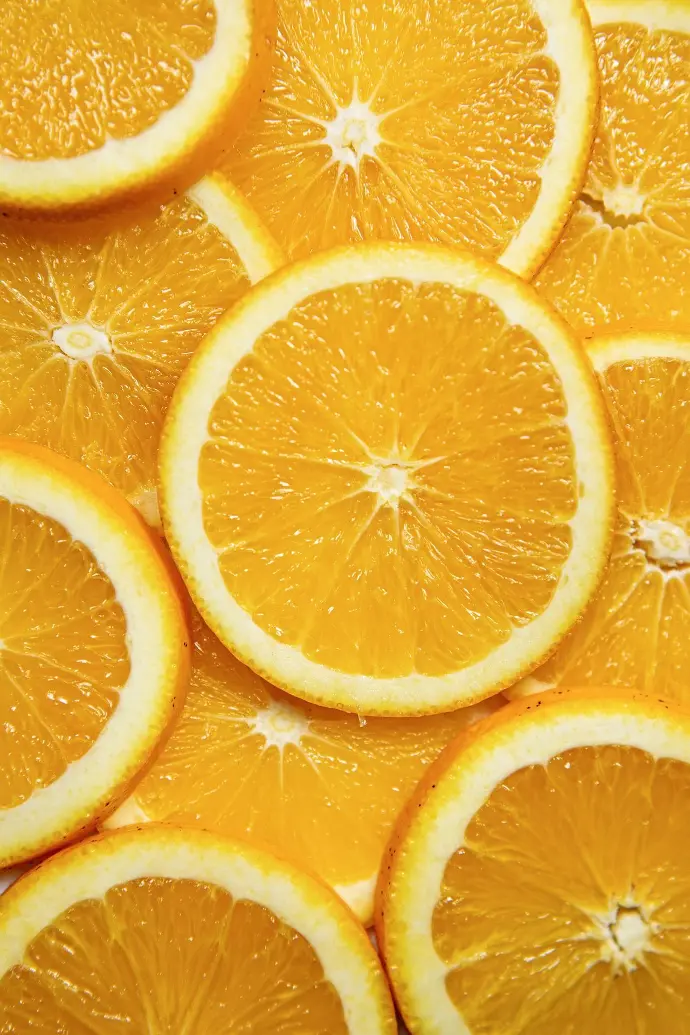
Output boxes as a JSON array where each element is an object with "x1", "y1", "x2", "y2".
[{"x1": 0, "y1": 1, "x2": 689, "y2": 1033}]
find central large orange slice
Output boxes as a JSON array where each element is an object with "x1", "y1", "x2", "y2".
[{"x1": 160, "y1": 244, "x2": 613, "y2": 715}]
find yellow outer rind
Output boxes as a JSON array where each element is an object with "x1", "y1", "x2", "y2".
[
  {"x1": 0, "y1": 824, "x2": 397, "y2": 1035},
  {"x1": 0, "y1": 0, "x2": 274, "y2": 217},
  {"x1": 586, "y1": 0, "x2": 690, "y2": 33},
  {"x1": 504, "y1": 0, "x2": 599, "y2": 278},
  {"x1": 506, "y1": 330, "x2": 690, "y2": 701},
  {"x1": 188, "y1": 170, "x2": 286, "y2": 282},
  {"x1": 106, "y1": 794, "x2": 383, "y2": 926},
  {"x1": 0, "y1": 439, "x2": 191, "y2": 868},
  {"x1": 159, "y1": 241, "x2": 615, "y2": 717},
  {"x1": 375, "y1": 687, "x2": 690, "y2": 1035}
]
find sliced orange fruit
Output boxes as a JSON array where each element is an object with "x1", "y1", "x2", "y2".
[
  {"x1": 0, "y1": 0, "x2": 269, "y2": 214},
  {"x1": 107, "y1": 609, "x2": 502, "y2": 925},
  {"x1": 220, "y1": 0, "x2": 597, "y2": 276},
  {"x1": 378, "y1": 687, "x2": 690, "y2": 1035},
  {"x1": 0, "y1": 825, "x2": 397, "y2": 1034},
  {"x1": 0, "y1": 440, "x2": 189, "y2": 869},
  {"x1": 509, "y1": 333, "x2": 690, "y2": 703},
  {"x1": 534, "y1": 2, "x2": 690, "y2": 336},
  {"x1": 0, "y1": 173, "x2": 282, "y2": 526},
  {"x1": 160, "y1": 243, "x2": 614, "y2": 716}
]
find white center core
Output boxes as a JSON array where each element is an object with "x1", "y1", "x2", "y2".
[
  {"x1": 52, "y1": 321, "x2": 112, "y2": 361},
  {"x1": 602, "y1": 183, "x2": 645, "y2": 219},
  {"x1": 323, "y1": 97, "x2": 381, "y2": 170},
  {"x1": 251, "y1": 697, "x2": 309, "y2": 751},
  {"x1": 634, "y1": 517, "x2": 690, "y2": 568},
  {"x1": 603, "y1": 906, "x2": 651, "y2": 972},
  {"x1": 366, "y1": 462, "x2": 409, "y2": 503}
]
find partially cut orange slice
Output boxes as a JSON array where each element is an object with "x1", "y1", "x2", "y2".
[
  {"x1": 107, "y1": 609, "x2": 502, "y2": 925},
  {"x1": 0, "y1": 0, "x2": 268, "y2": 213},
  {"x1": 160, "y1": 243, "x2": 614, "y2": 715},
  {"x1": 0, "y1": 173, "x2": 282, "y2": 526},
  {"x1": 220, "y1": 0, "x2": 597, "y2": 275},
  {"x1": 534, "y1": 1, "x2": 690, "y2": 336},
  {"x1": 378, "y1": 688, "x2": 690, "y2": 1035},
  {"x1": 0, "y1": 440, "x2": 189, "y2": 869},
  {"x1": 0, "y1": 826, "x2": 397, "y2": 1034},
  {"x1": 509, "y1": 332, "x2": 690, "y2": 704}
]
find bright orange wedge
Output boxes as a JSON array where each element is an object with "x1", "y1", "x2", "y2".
[
  {"x1": 108, "y1": 610, "x2": 502, "y2": 924},
  {"x1": 378, "y1": 688, "x2": 690, "y2": 1035}
]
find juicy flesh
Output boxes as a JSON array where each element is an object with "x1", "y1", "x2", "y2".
[
  {"x1": 0, "y1": 500, "x2": 129, "y2": 809},
  {"x1": 535, "y1": 23, "x2": 690, "y2": 336},
  {"x1": 200, "y1": 279, "x2": 577, "y2": 680},
  {"x1": 0, "y1": 877, "x2": 349, "y2": 1033},
  {"x1": 526, "y1": 356, "x2": 690, "y2": 705},
  {"x1": 0, "y1": 195, "x2": 250, "y2": 522},
  {"x1": 432, "y1": 745, "x2": 690, "y2": 1035},
  {"x1": 0, "y1": 0, "x2": 216, "y2": 160},
  {"x1": 222, "y1": 0, "x2": 559, "y2": 259},
  {"x1": 130, "y1": 615, "x2": 486, "y2": 890}
]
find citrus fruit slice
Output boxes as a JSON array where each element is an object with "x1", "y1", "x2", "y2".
[
  {"x1": 0, "y1": 440, "x2": 189, "y2": 869},
  {"x1": 0, "y1": 173, "x2": 282, "y2": 526},
  {"x1": 160, "y1": 243, "x2": 614, "y2": 716},
  {"x1": 534, "y1": 2, "x2": 690, "y2": 336},
  {"x1": 508, "y1": 333, "x2": 690, "y2": 704},
  {"x1": 219, "y1": 0, "x2": 597, "y2": 276},
  {"x1": 0, "y1": 0, "x2": 268, "y2": 214},
  {"x1": 377, "y1": 687, "x2": 690, "y2": 1035},
  {"x1": 0, "y1": 825, "x2": 397, "y2": 1034},
  {"x1": 106, "y1": 609, "x2": 502, "y2": 925}
]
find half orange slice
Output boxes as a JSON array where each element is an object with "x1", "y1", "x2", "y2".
[
  {"x1": 0, "y1": 826, "x2": 397, "y2": 1033},
  {"x1": 0, "y1": 440, "x2": 189, "y2": 868}
]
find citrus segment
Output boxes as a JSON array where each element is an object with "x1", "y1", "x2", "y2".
[
  {"x1": 0, "y1": 440, "x2": 189, "y2": 868},
  {"x1": 0, "y1": 826, "x2": 397, "y2": 1034},
  {"x1": 220, "y1": 0, "x2": 597, "y2": 275},
  {"x1": 0, "y1": 0, "x2": 264, "y2": 212},
  {"x1": 510, "y1": 333, "x2": 690, "y2": 704},
  {"x1": 378, "y1": 688, "x2": 690, "y2": 1035},
  {"x1": 160, "y1": 243, "x2": 614, "y2": 715},
  {"x1": 0, "y1": 174, "x2": 282, "y2": 526},
  {"x1": 534, "y1": 3, "x2": 690, "y2": 335},
  {"x1": 108, "y1": 610, "x2": 502, "y2": 923}
]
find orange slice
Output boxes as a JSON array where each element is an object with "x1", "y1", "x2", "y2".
[
  {"x1": 219, "y1": 0, "x2": 597, "y2": 275},
  {"x1": 0, "y1": 826, "x2": 397, "y2": 1034},
  {"x1": 509, "y1": 333, "x2": 690, "y2": 704},
  {"x1": 0, "y1": 0, "x2": 269, "y2": 214},
  {"x1": 160, "y1": 243, "x2": 614, "y2": 715},
  {"x1": 107, "y1": 609, "x2": 502, "y2": 925},
  {"x1": 534, "y1": 2, "x2": 690, "y2": 336},
  {"x1": 0, "y1": 440, "x2": 189, "y2": 869},
  {"x1": 377, "y1": 687, "x2": 690, "y2": 1035},
  {"x1": 0, "y1": 173, "x2": 282, "y2": 526}
]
